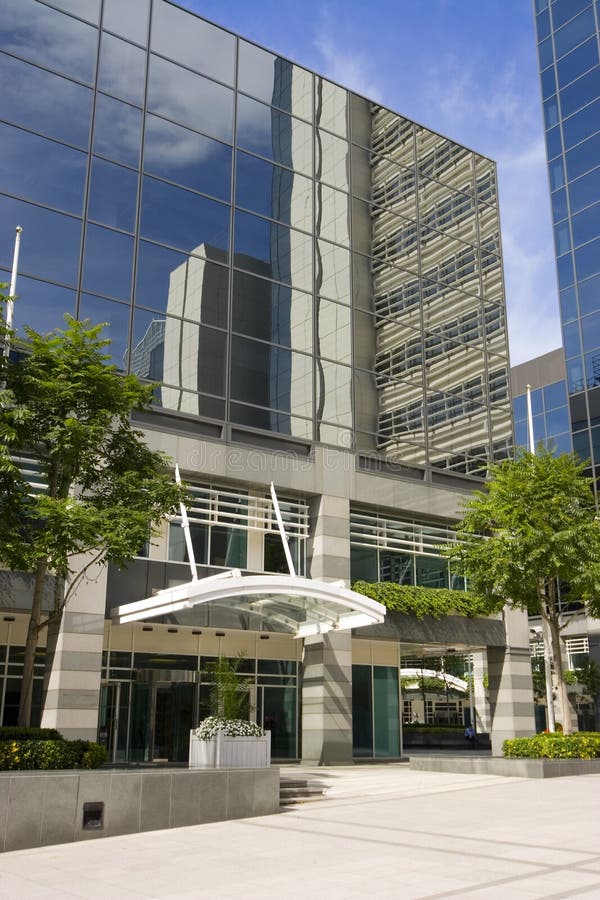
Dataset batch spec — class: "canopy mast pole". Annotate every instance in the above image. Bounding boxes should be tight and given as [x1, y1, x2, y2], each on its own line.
[175, 463, 198, 582]
[270, 481, 296, 577]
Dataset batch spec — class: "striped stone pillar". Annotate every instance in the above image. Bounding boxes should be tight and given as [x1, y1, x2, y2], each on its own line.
[487, 606, 536, 756]
[301, 494, 353, 764]
[41, 554, 106, 741]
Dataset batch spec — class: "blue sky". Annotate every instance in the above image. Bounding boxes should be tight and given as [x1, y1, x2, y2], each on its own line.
[183, 0, 559, 366]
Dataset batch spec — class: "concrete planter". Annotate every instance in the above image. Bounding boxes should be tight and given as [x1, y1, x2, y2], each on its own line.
[409, 754, 600, 778]
[189, 730, 271, 768]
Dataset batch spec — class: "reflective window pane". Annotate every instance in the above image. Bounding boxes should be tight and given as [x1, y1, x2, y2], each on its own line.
[230, 336, 312, 418]
[0, 55, 92, 148]
[315, 77, 348, 138]
[0, 195, 81, 286]
[232, 270, 312, 352]
[155, 319, 226, 396]
[557, 37, 599, 89]
[98, 33, 146, 106]
[9, 275, 76, 335]
[317, 360, 352, 426]
[538, 36, 554, 70]
[569, 166, 600, 214]
[575, 236, 600, 281]
[318, 185, 350, 246]
[230, 402, 312, 439]
[93, 94, 142, 167]
[572, 201, 600, 248]
[552, 187, 568, 222]
[136, 243, 228, 329]
[234, 210, 313, 292]
[553, 8, 596, 59]
[144, 115, 231, 201]
[0, 124, 86, 215]
[317, 299, 351, 363]
[563, 320, 582, 358]
[236, 95, 312, 175]
[562, 97, 600, 149]
[560, 285, 578, 321]
[0, 0, 98, 82]
[559, 65, 600, 119]
[156, 387, 225, 421]
[151, 0, 235, 86]
[316, 240, 351, 303]
[579, 274, 600, 316]
[78, 294, 130, 371]
[83, 224, 133, 301]
[235, 151, 312, 231]
[147, 55, 233, 143]
[44, 0, 99, 20]
[238, 40, 313, 121]
[103, 0, 149, 45]
[88, 157, 138, 231]
[317, 130, 349, 191]
[552, 0, 592, 30]
[141, 176, 230, 257]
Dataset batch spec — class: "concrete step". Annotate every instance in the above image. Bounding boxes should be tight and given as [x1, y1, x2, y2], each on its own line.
[279, 778, 326, 807]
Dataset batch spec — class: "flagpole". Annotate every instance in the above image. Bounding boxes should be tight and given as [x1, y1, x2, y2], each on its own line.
[526, 384, 556, 732]
[3, 225, 23, 357]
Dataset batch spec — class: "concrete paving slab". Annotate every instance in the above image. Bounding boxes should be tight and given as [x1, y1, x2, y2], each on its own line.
[1, 766, 599, 899]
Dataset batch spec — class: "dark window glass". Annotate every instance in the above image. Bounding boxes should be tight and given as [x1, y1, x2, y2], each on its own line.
[140, 176, 230, 256]
[583, 310, 600, 352]
[563, 98, 600, 150]
[236, 95, 313, 175]
[572, 201, 600, 248]
[151, 0, 234, 85]
[544, 95, 559, 129]
[83, 224, 133, 301]
[103, 0, 149, 45]
[573, 427, 591, 460]
[535, 0, 548, 12]
[229, 402, 312, 438]
[147, 55, 233, 143]
[238, 40, 312, 119]
[543, 380, 568, 409]
[554, 8, 596, 59]
[585, 349, 600, 388]
[575, 236, 600, 280]
[536, 8, 551, 41]
[551, 432, 573, 454]
[566, 131, 600, 181]
[232, 269, 312, 349]
[552, 0, 593, 30]
[143, 115, 231, 201]
[579, 273, 600, 315]
[234, 210, 313, 291]
[0, 124, 86, 214]
[88, 157, 138, 231]
[0, 0, 98, 82]
[541, 65, 557, 99]
[78, 294, 130, 370]
[235, 151, 312, 229]
[7, 274, 76, 335]
[563, 320, 582, 358]
[552, 187, 568, 222]
[555, 221, 571, 255]
[136, 240, 228, 328]
[0, 195, 81, 286]
[151, 319, 226, 396]
[569, 166, 600, 213]
[538, 36, 554, 70]
[560, 285, 578, 321]
[0, 55, 92, 148]
[557, 251, 574, 288]
[545, 124, 562, 159]
[98, 33, 146, 107]
[560, 66, 600, 119]
[230, 336, 312, 417]
[168, 522, 208, 564]
[557, 38, 599, 89]
[93, 94, 142, 167]
[549, 157, 565, 191]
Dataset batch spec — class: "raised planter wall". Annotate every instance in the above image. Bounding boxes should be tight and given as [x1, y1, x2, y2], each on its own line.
[189, 731, 271, 768]
[409, 755, 600, 778]
[403, 731, 491, 751]
[0, 766, 280, 853]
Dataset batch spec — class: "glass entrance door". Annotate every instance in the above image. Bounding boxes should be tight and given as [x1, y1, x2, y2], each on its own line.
[153, 682, 195, 762]
[98, 682, 131, 763]
[257, 685, 297, 759]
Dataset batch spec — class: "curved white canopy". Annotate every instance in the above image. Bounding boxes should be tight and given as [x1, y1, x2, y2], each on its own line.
[111, 570, 386, 637]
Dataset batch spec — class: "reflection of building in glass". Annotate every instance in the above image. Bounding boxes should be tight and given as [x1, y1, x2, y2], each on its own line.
[0, 0, 533, 767]
[511, 348, 572, 456]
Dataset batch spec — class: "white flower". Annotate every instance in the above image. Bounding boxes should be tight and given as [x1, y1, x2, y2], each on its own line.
[194, 716, 265, 740]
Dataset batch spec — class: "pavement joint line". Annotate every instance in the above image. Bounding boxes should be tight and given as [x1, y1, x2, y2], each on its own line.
[535, 881, 600, 900]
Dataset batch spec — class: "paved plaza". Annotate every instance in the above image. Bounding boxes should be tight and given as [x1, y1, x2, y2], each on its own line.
[1, 766, 600, 899]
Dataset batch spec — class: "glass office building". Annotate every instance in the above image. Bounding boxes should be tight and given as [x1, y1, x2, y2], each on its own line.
[0, 0, 532, 763]
[511, 348, 573, 454]
[535, 0, 600, 481]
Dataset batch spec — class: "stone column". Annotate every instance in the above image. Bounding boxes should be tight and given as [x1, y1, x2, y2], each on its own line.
[41, 554, 106, 741]
[487, 606, 536, 756]
[301, 494, 353, 764]
[472, 651, 491, 733]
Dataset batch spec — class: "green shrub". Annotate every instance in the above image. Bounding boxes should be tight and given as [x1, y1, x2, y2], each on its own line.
[0, 738, 107, 770]
[503, 732, 600, 759]
[403, 725, 466, 733]
[0, 726, 63, 742]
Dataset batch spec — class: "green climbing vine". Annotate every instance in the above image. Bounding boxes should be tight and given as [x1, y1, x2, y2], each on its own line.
[352, 581, 498, 619]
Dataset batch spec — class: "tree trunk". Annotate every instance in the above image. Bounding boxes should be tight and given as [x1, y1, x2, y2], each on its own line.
[546, 612, 573, 734]
[41, 576, 64, 711]
[17, 559, 48, 727]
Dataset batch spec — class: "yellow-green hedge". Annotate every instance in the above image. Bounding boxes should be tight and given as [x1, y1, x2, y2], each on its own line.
[0, 739, 107, 770]
[503, 732, 600, 759]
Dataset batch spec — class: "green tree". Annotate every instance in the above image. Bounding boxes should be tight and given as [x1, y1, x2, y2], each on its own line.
[0, 304, 186, 726]
[203, 655, 252, 720]
[444, 449, 600, 734]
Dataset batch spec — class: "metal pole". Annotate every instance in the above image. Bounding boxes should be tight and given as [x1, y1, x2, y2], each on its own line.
[270, 481, 296, 577]
[526, 385, 555, 731]
[175, 463, 198, 581]
[3, 225, 22, 358]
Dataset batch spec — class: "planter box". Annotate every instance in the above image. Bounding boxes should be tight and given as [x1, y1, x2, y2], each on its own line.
[409, 754, 600, 778]
[189, 730, 271, 769]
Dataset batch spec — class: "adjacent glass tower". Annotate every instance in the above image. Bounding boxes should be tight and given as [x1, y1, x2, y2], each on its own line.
[534, 1, 600, 483]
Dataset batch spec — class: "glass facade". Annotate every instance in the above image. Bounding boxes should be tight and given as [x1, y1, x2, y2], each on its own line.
[0, 0, 512, 477]
[535, 1, 600, 483]
[512, 378, 573, 454]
